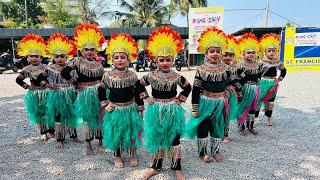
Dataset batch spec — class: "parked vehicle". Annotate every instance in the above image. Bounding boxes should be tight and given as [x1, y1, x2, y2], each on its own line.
[0, 53, 18, 74]
[175, 52, 185, 71]
[135, 50, 148, 72]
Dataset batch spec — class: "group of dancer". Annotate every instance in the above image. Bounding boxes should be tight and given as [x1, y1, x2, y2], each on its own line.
[15, 24, 286, 180]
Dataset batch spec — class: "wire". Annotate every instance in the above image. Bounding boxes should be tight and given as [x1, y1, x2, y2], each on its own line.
[225, 11, 264, 32]
[224, 8, 265, 11]
[269, 10, 301, 26]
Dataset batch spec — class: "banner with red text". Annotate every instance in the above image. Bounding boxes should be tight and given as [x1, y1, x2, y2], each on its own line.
[188, 7, 224, 54]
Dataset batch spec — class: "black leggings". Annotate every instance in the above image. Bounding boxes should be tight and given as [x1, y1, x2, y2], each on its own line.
[151, 135, 181, 171]
[255, 95, 276, 118]
[197, 117, 214, 138]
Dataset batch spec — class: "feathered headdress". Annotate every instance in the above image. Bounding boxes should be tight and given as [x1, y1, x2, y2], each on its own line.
[73, 24, 105, 50]
[17, 34, 46, 57]
[147, 26, 183, 59]
[225, 34, 240, 61]
[47, 33, 76, 58]
[198, 27, 226, 54]
[106, 33, 138, 64]
[260, 33, 280, 51]
[239, 33, 259, 53]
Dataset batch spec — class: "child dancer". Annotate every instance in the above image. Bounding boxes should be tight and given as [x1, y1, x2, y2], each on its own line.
[185, 27, 239, 162]
[256, 34, 286, 126]
[237, 33, 263, 136]
[15, 34, 54, 141]
[222, 34, 240, 144]
[98, 33, 144, 168]
[61, 24, 105, 155]
[138, 27, 191, 180]
[39, 33, 82, 148]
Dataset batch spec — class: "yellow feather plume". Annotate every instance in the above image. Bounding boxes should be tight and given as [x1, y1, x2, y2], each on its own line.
[106, 33, 138, 64]
[239, 33, 259, 54]
[198, 27, 226, 54]
[225, 34, 240, 62]
[260, 33, 280, 51]
[47, 33, 76, 59]
[147, 26, 183, 59]
[17, 34, 46, 57]
[74, 24, 105, 50]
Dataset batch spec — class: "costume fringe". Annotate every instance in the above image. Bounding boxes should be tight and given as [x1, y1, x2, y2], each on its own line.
[169, 145, 181, 169]
[258, 78, 278, 107]
[102, 103, 142, 152]
[144, 102, 185, 154]
[74, 85, 101, 130]
[102, 70, 138, 88]
[46, 86, 76, 129]
[148, 70, 181, 91]
[210, 137, 221, 156]
[24, 89, 49, 126]
[185, 95, 227, 139]
[237, 84, 260, 124]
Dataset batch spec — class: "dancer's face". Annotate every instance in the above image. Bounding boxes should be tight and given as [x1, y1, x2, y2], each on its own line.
[27, 55, 41, 65]
[81, 48, 96, 60]
[206, 47, 222, 64]
[266, 48, 277, 60]
[113, 52, 128, 70]
[243, 51, 256, 61]
[54, 54, 67, 66]
[223, 52, 235, 65]
[156, 56, 173, 72]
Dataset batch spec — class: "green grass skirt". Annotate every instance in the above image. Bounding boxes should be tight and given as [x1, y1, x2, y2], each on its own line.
[102, 103, 142, 152]
[257, 78, 277, 107]
[185, 95, 226, 139]
[226, 92, 238, 127]
[74, 86, 101, 130]
[24, 89, 49, 126]
[45, 87, 76, 129]
[144, 102, 185, 154]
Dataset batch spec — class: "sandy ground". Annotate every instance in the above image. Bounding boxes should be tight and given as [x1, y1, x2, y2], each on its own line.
[0, 68, 319, 180]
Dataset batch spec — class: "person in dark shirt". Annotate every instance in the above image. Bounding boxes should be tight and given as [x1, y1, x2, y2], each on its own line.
[98, 33, 144, 168]
[39, 33, 82, 148]
[185, 27, 239, 163]
[61, 24, 105, 155]
[15, 34, 54, 141]
[256, 34, 286, 126]
[237, 33, 264, 136]
[139, 27, 191, 180]
[222, 34, 241, 144]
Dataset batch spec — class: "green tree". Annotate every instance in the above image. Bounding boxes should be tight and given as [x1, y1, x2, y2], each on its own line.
[77, 0, 98, 23]
[102, 0, 168, 27]
[170, 0, 208, 26]
[1, 0, 44, 28]
[40, 0, 80, 28]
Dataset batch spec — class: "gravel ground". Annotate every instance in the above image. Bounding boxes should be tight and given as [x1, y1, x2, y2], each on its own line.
[0, 68, 319, 180]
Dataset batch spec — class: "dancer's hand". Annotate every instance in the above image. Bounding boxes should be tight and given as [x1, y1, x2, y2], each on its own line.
[146, 97, 155, 104]
[192, 111, 199, 117]
[175, 97, 182, 105]
[46, 84, 58, 90]
[105, 103, 115, 112]
[138, 111, 144, 118]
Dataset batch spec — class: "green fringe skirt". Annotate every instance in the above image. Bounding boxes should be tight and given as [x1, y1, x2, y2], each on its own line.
[102, 102, 142, 152]
[144, 101, 185, 154]
[46, 86, 77, 129]
[185, 95, 227, 139]
[24, 89, 49, 126]
[226, 91, 238, 127]
[257, 78, 277, 107]
[74, 85, 101, 130]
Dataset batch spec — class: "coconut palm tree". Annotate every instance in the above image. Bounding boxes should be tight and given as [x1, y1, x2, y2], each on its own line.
[101, 0, 168, 28]
[170, 0, 208, 26]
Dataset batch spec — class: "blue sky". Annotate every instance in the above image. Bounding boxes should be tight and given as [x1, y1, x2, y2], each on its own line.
[98, 0, 319, 33]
